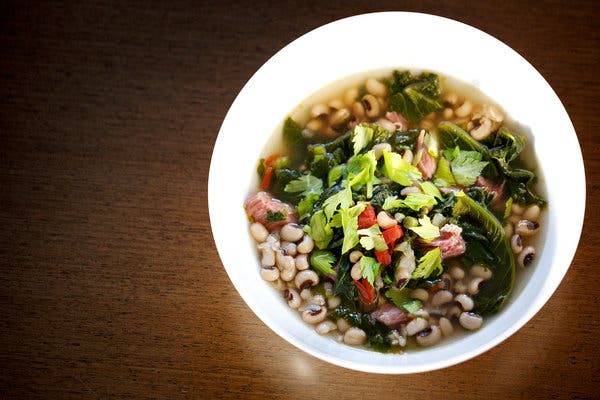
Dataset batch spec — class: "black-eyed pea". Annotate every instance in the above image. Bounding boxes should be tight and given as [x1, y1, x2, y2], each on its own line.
[295, 270, 319, 290]
[439, 317, 454, 336]
[260, 266, 279, 282]
[454, 294, 474, 311]
[415, 325, 442, 347]
[365, 77, 387, 97]
[295, 254, 309, 271]
[284, 288, 301, 309]
[459, 312, 483, 330]
[296, 234, 314, 254]
[302, 305, 327, 324]
[315, 320, 337, 335]
[343, 327, 367, 345]
[280, 223, 304, 242]
[470, 264, 492, 280]
[518, 246, 536, 267]
[327, 295, 341, 309]
[406, 317, 429, 336]
[250, 222, 269, 242]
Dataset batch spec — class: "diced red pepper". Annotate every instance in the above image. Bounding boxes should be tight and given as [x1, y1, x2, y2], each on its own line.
[358, 205, 377, 229]
[260, 166, 274, 190]
[264, 154, 280, 167]
[354, 278, 376, 305]
[374, 248, 392, 266]
[382, 225, 404, 247]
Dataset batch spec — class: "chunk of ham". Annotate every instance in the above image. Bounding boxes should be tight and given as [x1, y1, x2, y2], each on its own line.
[244, 191, 297, 230]
[420, 223, 466, 259]
[475, 176, 506, 212]
[371, 303, 410, 327]
[385, 111, 408, 131]
[416, 131, 437, 179]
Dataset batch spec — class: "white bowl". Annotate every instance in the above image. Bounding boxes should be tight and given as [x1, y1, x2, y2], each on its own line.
[208, 12, 585, 373]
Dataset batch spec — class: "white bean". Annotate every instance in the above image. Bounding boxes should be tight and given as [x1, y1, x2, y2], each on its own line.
[459, 312, 483, 330]
[260, 267, 279, 282]
[439, 317, 454, 336]
[454, 294, 474, 311]
[410, 288, 429, 302]
[350, 263, 362, 281]
[337, 318, 351, 333]
[310, 103, 329, 118]
[365, 77, 387, 97]
[302, 305, 327, 324]
[296, 234, 314, 254]
[349, 250, 363, 264]
[470, 264, 492, 280]
[250, 222, 269, 242]
[468, 277, 484, 295]
[449, 265, 465, 280]
[280, 241, 297, 256]
[455, 100, 473, 117]
[327, 295, 341, 309]
[280, 223, 304, 242]
[377, 211, 397, 229]
[295, 254, 309, 271]
[261, 248, 275, 267]
[406, 318, 429, 336]
[372, 142, 392, 159]
[415, 325, 442, 347]
[343, 327, 367, 345]
[316, 320, 338, 335]
[276, 251, 295, 271]
[431, 290, 453, 307]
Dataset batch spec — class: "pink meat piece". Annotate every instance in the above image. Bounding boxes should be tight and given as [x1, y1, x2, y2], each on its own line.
[475, 176, 506, 212]
[244, 191, 297, 230]
[371, 303, 410, 327]
[416, 131, 437, 179]
[385, 111, 408, 131]
[421, 223, 466, 259]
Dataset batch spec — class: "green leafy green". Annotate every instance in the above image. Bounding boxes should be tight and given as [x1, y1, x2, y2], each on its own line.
[265, 210, 285, 222]
[387, 71, 443, 123]
[358, 225, 388, 251]
[284, 174, 323, 197]
[420, 181, 442, 200]
[339, 202, 368, 254]
[382, 150, 422, 186]
[310, 250, 337, 275]
[352, 124, 374, 155]
[438, 122, 490, 156]
[282, 117, 304, 149]
[403, 193, 437, 211]
[450, 148, 489, 186]
[433, 157, 457, 187]
[503, 197, 513, 221]
[322, 186, 353, 219]
[384, 288, 421, 312]
[411, 248, 443, 279]
[408, 215, 440, 240]
[359, 256, 381, 286]
[347, 151, 378, 198]
[383, 193, 437, 212]
[305, 210, 333, 249]
[328, 164, 346, 187]
[453, 191, 515, 314]
[297, 193, 319, 220]
[333, 255, 355, 300]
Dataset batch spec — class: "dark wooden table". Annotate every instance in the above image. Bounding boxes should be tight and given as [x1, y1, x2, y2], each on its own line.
[2, 1, 598, 398]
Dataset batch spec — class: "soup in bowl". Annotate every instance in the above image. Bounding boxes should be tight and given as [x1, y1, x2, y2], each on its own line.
[208, 12, 584, 373]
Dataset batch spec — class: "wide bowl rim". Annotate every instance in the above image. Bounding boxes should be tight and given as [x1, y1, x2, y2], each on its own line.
[208, 11, 585, 374]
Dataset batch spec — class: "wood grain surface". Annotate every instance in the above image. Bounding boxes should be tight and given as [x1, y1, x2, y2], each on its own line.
[1, 1, 598, 399]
